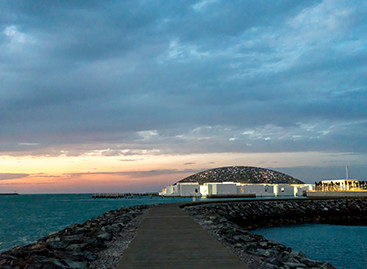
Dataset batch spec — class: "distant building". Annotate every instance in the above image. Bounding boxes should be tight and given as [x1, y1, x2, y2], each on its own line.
[315, 179, 359, 191]
[161, 182, 314, 198]
[307, 179, 367, 198]
[164, 183, 201, 197]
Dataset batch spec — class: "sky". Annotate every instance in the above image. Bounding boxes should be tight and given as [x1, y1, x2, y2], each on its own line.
[1, 0, 367, 193]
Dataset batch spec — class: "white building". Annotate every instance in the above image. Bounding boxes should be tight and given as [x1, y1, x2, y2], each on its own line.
[179, 183, 201, 197]
[163, 184, 179, 196]
[161, 182, 314, 198]
[238, 184, 275, 197]
[293, 184, 314, 196]
[274, 184, 295, 196]
[207, 182, 238, 196]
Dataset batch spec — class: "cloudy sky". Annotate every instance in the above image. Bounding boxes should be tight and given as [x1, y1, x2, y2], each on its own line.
[1, 0, 367, 193]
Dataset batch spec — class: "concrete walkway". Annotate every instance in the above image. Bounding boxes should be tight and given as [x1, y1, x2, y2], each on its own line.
[116, 203, 247, 269]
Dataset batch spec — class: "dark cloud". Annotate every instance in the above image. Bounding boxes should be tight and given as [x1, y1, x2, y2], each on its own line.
[64, 169, 199, 178]
[119, 159, 142, 162]
[0, 173, 29, 180]
[0, 0, 366, 158]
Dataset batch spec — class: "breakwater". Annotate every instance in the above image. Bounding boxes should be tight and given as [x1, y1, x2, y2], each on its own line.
[0, 205, 149, 269]
[92, 193, 159, 199]
[0, 194, 196, 253]
[2, 198, 367, 269]
[183, 199, 367, 269]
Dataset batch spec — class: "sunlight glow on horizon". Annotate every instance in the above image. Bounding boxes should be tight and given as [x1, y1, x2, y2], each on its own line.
[1, 151, 366, 194]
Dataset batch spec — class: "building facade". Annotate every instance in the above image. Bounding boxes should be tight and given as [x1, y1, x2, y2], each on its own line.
[161, 182, 314, 198]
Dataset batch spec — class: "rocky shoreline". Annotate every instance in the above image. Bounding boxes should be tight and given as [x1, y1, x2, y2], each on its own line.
[0, 205, 150, 269]
[183, 198, 367, 269]
[2, 199, 367, 269]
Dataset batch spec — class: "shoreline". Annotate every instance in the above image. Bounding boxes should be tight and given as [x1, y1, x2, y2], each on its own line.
[0, 205, 151, 269]
[183, 198, 367, 269]
[1, 198, 367, 268]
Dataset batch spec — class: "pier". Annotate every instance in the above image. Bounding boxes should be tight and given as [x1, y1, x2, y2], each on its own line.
[92, 192, 159, 199]
[116, 203, 247, 268]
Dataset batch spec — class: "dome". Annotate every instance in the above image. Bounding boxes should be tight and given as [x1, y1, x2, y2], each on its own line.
[178, 166, 303, 185]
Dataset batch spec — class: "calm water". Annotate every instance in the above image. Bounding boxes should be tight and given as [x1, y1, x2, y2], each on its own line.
[2, 194, 366, 269]
[0, 194, 197, 252]
[255, 224, 367, 269]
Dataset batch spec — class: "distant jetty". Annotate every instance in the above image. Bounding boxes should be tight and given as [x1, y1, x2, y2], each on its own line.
[92, 192, 159, 199]
[0, 193, 19, 196]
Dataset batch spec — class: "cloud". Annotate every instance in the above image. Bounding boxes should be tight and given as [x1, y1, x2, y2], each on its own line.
[119, 159, 142, 162]
[64, 169, 199, 178]
[0, 173, 29, 180]
[0, 0, 366, 160]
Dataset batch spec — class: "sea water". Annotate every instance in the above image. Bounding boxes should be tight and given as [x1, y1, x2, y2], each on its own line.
[255, 224, 367, 269]
[0, 193, 196, 252]
[2, 195, 366, 269]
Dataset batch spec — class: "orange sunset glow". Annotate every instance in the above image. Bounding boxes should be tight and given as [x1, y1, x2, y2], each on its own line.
[1, 151, 366, 193]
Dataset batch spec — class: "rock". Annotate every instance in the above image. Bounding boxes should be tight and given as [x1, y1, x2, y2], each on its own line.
[101, 225, 114, 233]
[267, 256, 282, 267]
[58, 251, 85, 261]
[264, 262, 279, 269]
[29, 248, 51, 257]
[65, 243, 87, 251]
[50, 259, 67, 268]
[96, 232, 112, 241]
[0, 265, 13, 269]
[46, 236, 61, 243]
[83, 237, 101, 248]
[73, 227, 88, 235]
[110, 223, 123, 233]
[29, 243, 45, 250]
[84, 252, 98, 261]
[62, 260, 87, 269]
[7, 247, 26, 258]
[25, 264, 43, 269]
[49, 241, 69, 250]
[62, 235, 83, 244]
[319, 262, 337, 269]
[283, 261, 306, 268]
[290, 250, 306, 258]
[301, 258, 323, 267]
[0, 254, 18, 261]
[233, 235, 241, 241]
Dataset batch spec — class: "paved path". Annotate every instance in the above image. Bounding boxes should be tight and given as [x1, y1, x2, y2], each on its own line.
[116, 203, 247, 269]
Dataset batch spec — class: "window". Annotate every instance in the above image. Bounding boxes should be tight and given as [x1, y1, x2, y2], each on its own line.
[281, 187, 285, 192]
[195, 188, 198, 193]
